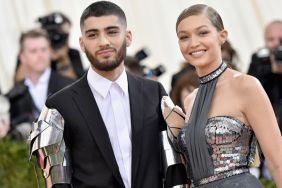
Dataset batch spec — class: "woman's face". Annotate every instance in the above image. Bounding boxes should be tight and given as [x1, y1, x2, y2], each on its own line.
[177, 15, 227, 68]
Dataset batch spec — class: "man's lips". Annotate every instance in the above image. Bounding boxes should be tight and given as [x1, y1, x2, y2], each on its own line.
[96, 49, 115, 57]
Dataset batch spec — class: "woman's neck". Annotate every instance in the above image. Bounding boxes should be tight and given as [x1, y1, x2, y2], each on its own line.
[196, 60, 223, 77]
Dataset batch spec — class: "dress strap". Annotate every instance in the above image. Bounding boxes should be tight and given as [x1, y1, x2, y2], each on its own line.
[185, 62, 228, 181]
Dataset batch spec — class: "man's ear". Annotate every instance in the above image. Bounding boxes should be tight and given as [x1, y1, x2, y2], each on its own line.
[19, 52, 26, 65]
[79, 37, 85, 52]
[125, 30, 132, 47]
[219, 30, 228, 45]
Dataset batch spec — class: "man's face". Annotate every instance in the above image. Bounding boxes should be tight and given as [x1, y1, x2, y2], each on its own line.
[265, 22, 282, 50]
[20, 37, 51, 74]
[79, 15, 131, 71]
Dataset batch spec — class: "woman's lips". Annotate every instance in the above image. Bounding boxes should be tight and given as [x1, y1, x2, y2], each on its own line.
[189, 49, 206, 58]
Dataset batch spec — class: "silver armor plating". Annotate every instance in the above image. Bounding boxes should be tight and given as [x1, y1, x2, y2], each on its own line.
[29, 106, 71, 188]
[161, 96, 188, 188]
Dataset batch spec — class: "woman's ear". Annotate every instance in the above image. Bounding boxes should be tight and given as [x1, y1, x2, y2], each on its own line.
[219, 30, 228, 45]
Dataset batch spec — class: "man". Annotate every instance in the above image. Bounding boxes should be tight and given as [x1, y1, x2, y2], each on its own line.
[39, 12, 85, 79]
[30, 1, 167, 188]
[248, 20, 282, 180]
[6, 29, 73, 140]
[248, 20, 282, 131]
[15, 12, 85, 82]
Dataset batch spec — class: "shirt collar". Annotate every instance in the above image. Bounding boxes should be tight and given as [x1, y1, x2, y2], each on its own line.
[87, 68, 128, 99]
[24, 67, 51, 87]
[115, 68, 129, 96]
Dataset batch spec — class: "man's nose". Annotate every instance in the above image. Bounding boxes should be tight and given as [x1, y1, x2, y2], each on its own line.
[98, 34, 110, 47]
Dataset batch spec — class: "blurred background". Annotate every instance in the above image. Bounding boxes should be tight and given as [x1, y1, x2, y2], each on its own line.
[0, 1, 281, 187]
[0, 0, 282, 93]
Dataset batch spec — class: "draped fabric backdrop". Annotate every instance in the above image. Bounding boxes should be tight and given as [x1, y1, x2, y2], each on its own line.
[0, 0, 282, 93]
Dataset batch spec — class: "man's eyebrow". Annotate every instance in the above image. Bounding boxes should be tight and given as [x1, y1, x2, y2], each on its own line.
[105, 26, 120, 30]
[85, 29, 98, 34]
[85, 26, 120, 34]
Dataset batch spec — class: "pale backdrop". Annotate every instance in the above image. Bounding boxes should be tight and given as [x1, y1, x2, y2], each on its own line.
[0, 0, 282, 93]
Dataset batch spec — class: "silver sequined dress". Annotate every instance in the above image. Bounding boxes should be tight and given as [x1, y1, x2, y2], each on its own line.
[173, 63, 263, 187]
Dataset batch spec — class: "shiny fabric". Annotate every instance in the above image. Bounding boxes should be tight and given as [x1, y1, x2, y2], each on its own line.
[178, 116, 262, 187]
[173, 63, 263, 187]
[206, 116, 255, 175]
[194, 173, 263, 188]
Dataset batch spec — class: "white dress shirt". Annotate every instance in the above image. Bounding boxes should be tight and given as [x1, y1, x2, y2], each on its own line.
[25, 67, 51, 111]
[87, 68, 132, 188]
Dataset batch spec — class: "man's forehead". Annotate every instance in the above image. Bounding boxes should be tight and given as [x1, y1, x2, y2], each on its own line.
[23, 37, 49, 45]
[82, 15, 124, 30]
[266, 23, 282, 34]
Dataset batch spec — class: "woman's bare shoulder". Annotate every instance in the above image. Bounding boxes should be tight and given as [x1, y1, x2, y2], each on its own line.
[231, 72, 262, 93]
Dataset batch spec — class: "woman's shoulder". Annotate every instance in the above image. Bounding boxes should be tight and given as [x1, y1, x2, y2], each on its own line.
[229, 70, 263, 94]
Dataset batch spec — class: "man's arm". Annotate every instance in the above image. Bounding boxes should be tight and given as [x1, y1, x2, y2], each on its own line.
[29, 106, 72, 188]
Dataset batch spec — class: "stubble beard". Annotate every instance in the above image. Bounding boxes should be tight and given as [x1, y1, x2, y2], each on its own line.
[85, 40, 127, 71]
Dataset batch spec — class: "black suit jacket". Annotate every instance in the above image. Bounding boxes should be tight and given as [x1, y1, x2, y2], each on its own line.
[46, 72, 167, 188]
[7, 70, 74, 128]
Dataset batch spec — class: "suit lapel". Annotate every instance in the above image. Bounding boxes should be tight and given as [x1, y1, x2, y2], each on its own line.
[19, 81, 41, 114]
[71, 75, 124, 187]
[127, 73, 144, 187]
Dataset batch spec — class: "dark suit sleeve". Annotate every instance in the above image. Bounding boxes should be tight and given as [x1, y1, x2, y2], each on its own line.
[158, 82, 167, 132]
[157, 82, 168, 183]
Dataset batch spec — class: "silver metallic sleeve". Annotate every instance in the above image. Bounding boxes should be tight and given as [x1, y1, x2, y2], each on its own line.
[161, 96, 188, 188]
[29, 106, 72, 188]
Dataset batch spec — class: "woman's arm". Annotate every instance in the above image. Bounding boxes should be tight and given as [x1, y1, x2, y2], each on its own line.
[242, 75, 282, 187]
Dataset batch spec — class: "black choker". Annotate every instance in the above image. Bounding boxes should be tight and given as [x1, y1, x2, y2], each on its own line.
[199, 63, 228, 84]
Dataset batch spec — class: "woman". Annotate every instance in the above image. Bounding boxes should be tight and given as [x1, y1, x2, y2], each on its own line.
[170, 4, 282, 187]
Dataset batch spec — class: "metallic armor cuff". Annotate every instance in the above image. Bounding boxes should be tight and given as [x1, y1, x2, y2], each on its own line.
[29, 106, 71, 188]
[161, 96, 188, 187]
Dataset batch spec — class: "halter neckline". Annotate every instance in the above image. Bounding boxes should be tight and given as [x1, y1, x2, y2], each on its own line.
[199, 63, 228, 84]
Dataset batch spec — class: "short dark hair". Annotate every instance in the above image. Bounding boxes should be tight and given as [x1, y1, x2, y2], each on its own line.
[19, 29, 49, 52]
[80, 1, 127, 29]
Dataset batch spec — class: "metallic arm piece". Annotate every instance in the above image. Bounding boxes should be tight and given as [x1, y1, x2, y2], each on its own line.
[161, 96, 189, 188]
[29, 106, 72, 188]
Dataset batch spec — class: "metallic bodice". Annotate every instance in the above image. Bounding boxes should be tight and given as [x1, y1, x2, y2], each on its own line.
[177, 116, 256, 186]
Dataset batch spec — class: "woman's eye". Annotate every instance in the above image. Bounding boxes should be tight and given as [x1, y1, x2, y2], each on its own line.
[179, 35, 189, 40]
[199, 31, 209, 36]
